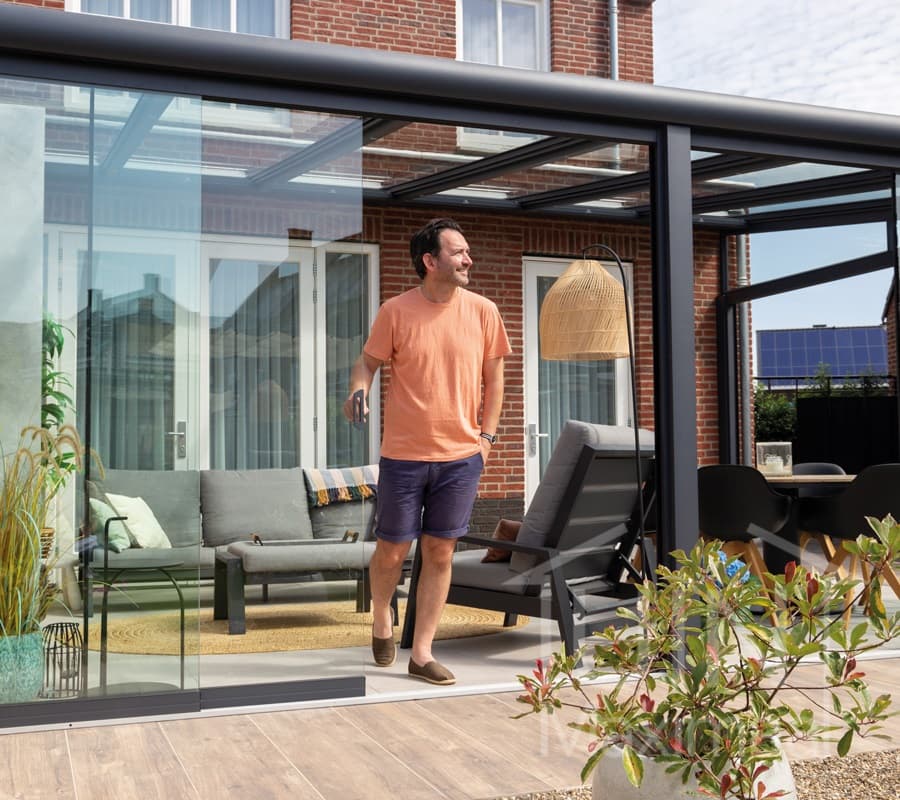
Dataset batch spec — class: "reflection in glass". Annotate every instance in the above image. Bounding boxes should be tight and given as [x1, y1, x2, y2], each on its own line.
[326, 252, 370, 468]
[536, 276, 617, 473]
[209, 257, 300, 469]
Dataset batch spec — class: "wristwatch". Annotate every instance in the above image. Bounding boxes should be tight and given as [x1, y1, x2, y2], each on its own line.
[479, 432, 498, 445]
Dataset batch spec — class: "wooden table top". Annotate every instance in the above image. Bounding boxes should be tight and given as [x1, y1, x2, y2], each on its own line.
[762, 473, 855, 485]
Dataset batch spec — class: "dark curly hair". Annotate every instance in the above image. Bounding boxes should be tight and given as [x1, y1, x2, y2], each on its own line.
[409, 218, 464, 279]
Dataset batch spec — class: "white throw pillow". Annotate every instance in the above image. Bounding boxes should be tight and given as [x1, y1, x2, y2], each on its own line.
[105, 493, 172, 550]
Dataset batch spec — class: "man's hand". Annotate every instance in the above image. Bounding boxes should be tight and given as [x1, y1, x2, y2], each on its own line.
[479, 437, 492, 466]
[343, 389, 368, 423]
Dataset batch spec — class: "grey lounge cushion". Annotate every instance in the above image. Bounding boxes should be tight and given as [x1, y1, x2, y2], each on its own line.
[97, 469, 201, 549]
[450, 549, 533, 595]
[509, 421, 654, 573]
[91, 544, 215, 577]
[201, 468, 313, 547]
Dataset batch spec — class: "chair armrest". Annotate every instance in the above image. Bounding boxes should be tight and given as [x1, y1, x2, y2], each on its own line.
[457, 533, 555, 560]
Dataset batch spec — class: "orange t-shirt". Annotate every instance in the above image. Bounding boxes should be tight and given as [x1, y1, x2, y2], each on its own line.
[364, 287, 512, 461]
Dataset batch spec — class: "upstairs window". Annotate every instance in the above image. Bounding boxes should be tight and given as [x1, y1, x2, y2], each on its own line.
[460, 0, 546, 71]
[458, 0, 547, 150]
[70, 0, 289, 38]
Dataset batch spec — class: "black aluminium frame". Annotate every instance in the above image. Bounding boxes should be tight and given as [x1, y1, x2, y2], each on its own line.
[2, 2, 900, 725]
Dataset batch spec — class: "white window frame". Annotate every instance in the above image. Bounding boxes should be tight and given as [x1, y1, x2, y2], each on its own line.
[66, 0, 290, 38]
[64, 0, 291, 130]
[456, 0, 549, 152]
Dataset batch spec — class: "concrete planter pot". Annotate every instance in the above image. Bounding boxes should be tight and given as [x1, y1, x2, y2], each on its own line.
[0, 631, 44, 704]
[592, 743, 798, 800]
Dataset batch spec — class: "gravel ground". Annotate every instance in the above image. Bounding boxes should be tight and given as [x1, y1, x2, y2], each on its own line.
[489, 748, 900, 800]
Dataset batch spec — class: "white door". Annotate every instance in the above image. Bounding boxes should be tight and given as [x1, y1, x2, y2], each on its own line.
[523, 257, 632, 503]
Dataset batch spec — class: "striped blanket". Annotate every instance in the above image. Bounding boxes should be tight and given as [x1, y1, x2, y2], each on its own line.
[302, 464, 379, 508]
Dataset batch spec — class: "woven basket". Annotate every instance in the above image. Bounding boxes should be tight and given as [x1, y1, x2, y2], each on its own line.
[540, 259, 630, 360]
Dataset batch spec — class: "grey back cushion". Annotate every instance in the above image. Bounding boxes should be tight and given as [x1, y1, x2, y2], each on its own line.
[98, 469, 201, 548]
[310, 500, 376, 540]
[509, 421, 654, 573]
[201, 468, 313, 546]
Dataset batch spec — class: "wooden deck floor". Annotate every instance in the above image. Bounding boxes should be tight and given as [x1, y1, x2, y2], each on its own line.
[2, 657, 898, 799]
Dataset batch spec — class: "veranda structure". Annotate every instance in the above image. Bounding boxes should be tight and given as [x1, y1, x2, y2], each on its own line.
[1, 3, 899, 728]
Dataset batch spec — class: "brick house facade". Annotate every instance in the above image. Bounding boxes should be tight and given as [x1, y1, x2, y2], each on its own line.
[4, 0, 724, 533]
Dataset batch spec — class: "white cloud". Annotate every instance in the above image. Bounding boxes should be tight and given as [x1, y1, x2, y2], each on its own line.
[653, 0, 900, 115]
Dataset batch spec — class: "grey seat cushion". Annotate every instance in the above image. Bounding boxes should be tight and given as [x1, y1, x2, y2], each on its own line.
[510, 421, 654, 573]
[227, 540, 373, 573]
[201, 468, 314, 547]
[450, 550, 533, 595]
[90, 544, 215, 579]
[95, 469, 201, 548]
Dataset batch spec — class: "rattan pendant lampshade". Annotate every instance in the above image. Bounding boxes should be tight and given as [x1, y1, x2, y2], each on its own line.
[539, 258, 630, 360]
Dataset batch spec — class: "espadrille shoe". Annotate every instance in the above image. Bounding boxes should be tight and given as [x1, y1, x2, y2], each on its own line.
[408, 658, 455, 685]
[372, 634, 396, 667]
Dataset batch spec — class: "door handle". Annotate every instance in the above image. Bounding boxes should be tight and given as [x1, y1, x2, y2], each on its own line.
[527, 423, 549, 457]
[165, 420, 187, 459]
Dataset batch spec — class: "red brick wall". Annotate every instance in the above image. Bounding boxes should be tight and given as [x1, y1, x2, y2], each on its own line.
[551, 0, 653, 82]
[291, 0, 456, 56]
[886, 288, 897, 386]
[291, 0, 653, 83]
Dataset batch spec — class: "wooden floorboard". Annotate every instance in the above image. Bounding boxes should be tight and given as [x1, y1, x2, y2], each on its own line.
[0, 657, 897, 800]
[252, 706, 445, 800]
[0, 730, 75, 800]
[160, 715, 321, 799]
[66, 722, 198, 800]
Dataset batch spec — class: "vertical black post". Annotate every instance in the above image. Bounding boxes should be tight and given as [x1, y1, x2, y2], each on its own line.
[890, 178, 900, 461]
[650, 124, 698, 569]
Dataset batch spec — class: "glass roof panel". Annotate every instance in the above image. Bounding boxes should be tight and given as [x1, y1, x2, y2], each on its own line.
[693, 162, 867, 199]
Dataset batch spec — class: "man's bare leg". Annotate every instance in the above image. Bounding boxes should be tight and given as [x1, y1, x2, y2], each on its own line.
[410, 534, 457, 667]
[369, 539, 411, 639]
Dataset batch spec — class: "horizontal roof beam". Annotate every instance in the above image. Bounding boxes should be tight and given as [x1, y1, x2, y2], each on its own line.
[386, 136, 603, 200]
[97, 93, 172, 178]
[248, 117, 406, 187]
[4, 4, 900, 156]
[722, 250, 893, 305]
[516, 153, 785, 211]
[691, 169, 892, 215]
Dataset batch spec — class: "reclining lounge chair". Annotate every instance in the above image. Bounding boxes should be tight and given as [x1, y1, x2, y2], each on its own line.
[400, 420, 655, 659]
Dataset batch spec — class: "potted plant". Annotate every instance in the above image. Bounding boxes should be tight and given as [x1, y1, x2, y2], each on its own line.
[516, 519, 900, 800]
[39, 314, 76, 557]
[0, 425, 83, 702]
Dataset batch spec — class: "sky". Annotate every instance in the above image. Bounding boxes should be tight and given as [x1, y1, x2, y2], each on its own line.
[652, 0, 899, 334]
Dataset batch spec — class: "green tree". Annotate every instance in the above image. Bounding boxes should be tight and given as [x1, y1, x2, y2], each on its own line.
[753, 384, 796, 441]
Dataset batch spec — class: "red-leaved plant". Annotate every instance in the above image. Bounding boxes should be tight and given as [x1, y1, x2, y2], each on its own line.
[516, 517, 900, 800]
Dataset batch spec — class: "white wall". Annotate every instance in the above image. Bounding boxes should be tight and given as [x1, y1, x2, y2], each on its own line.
[0, 104, 45, 453]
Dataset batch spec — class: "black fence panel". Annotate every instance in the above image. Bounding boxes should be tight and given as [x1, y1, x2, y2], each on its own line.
[794, 396, 899, 474]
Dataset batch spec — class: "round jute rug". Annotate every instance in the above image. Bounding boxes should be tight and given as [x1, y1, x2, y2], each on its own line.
[86, 601, 528, 656]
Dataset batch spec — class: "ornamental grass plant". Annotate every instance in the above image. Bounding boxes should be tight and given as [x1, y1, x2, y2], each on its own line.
[0, 425, 82, 637]
[516, 517, 900, 800]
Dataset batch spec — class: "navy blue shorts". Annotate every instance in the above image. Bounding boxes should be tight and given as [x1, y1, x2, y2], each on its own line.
[375, 452, 484, 543]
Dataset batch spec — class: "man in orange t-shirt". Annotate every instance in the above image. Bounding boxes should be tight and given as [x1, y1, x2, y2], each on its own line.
[343, 218, 511, 685]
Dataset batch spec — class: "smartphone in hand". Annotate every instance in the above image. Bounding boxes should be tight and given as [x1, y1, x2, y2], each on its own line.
[351, 389, 366, 429]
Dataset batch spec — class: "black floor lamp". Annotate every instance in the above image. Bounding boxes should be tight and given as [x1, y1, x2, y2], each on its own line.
[539, 243, 650, 580]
